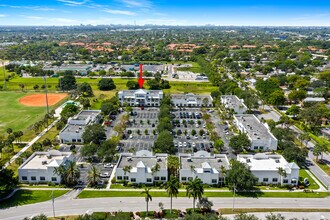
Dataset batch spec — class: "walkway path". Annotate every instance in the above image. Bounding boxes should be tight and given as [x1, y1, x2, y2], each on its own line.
[4, 117, 61, 168]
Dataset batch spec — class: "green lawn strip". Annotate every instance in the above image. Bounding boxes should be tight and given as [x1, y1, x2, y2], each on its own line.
[38, 125, 59, 143]
[0, 189, 69, 209]
[299, 169, 320, 189]
[78, 190, 330, 199]
[219, 208, 330, 215]
[313, 159, 330, 176]
[176, 66, 202, 73]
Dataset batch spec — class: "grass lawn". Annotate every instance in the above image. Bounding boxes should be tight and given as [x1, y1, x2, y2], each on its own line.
[0, 92, 47, 134]
[313, 159, 330, 176]
[219, 208, 330, 215]
[176, 66, 202, 73]
[0, 189, 68, 209]
[78, 190, 330, 199]
[164, 81, 217, 94]
[299, 169, 320, 189]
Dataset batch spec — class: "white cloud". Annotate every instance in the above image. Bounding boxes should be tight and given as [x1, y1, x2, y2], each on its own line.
[57, 0, 89, 6]
[120, 0, 152, 8]
[103, 9, 136, 15]
[0, 4, 56, 11]
[0, 14, 6, 17]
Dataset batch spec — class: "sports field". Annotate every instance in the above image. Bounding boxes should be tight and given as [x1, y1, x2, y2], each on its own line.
[0, 92, 56, 134]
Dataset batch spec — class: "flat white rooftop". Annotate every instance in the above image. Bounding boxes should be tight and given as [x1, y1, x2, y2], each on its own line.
[19, 150, 71, 170]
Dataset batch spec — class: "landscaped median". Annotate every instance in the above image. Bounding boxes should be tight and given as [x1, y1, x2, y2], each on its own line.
[0, 189, 69, 209]
[77, 189, 330, 199]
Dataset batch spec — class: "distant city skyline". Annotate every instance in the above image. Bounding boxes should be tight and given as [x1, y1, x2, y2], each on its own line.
[0, 0, 330, 26]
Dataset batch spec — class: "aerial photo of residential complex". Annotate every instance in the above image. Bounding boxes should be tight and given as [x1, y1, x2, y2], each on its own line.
[0, 1, 330, 220]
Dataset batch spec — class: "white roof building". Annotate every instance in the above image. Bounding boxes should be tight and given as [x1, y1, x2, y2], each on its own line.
[18, 150, 72, 184]
[221, 95, 248, 114]
[171, 93, 213, 107]
[237, 154, 299, 185]
[233, 114, 278, 151]
[179, 151, 229, 185]
[59, 110, 102, 144]
[116, 150, 168, 184]
[118, 89, 163, 107]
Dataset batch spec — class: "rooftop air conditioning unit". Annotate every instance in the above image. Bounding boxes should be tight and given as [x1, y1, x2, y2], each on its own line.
[42, 161, 47, 165]
[187, 158, 192, 162]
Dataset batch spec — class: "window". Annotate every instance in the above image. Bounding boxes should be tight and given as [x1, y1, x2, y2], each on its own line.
[40, 176, 46, 181]
[219, 177, 224, 183]
[291, 179, 297, 184]
[22, 176, 27, 181]
[77, 139, 82, 142]
[154, 176, 159, 181]
[51, 177, 57, 182]
[259, 146, 264, 150]
[212, 179, 217, 183]
[263, 178, 268, 182]
[254, 146, 258, 150]
[188, 177, 193, 181]
[31, 176, 36, 181]
[124, 176, 129, 180]
[161, 176, 166, 181]
[147, 178, 152, 183]
[181, 177, 187, 181]
[272, 178, 278, 182]
[72, 139, 76, 142]
[131, 178, 136, 182]
[283, 179, 288, 184]
[117, 176, 123, 180]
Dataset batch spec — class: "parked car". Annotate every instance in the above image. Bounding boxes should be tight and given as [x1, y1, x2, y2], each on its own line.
[104, 163, 113, 168]
[183, 142, 187, 147]
[100, 172, 110, 178]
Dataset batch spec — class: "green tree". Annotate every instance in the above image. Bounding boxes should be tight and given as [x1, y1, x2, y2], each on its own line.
[153, 130, 175, 154]
[186, 177, 204, 211]
[268, 90, 285, 106]
[82, 124, 106, 145]
[54, 161, 80, 186]
[197, 197, 213, 212]
[87, 165, 101, 187]
[165, 175, 179, 214]
[98, 78, 116, 91]
[229, 133, 251, 153]
[286, 105, 300, 117]
[151, 163, 160, 183]
[126, 80, 139, 90]
[288, 90, 307, 102]
[226, 160, 257, 190]
[167, 155, 180, 177]
[0, 166, 18, 198]
[59, 73, 77, 90]
[77, 82, 93, 97]
[61, 104, 79, 118]
[313, 143, 328, 162]
[141, 188, 152, 216]
[123, 165, 132, 185]
[277, 167, 287, 186]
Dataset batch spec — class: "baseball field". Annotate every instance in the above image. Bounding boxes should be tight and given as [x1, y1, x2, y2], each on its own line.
[0, 92, 67, 134]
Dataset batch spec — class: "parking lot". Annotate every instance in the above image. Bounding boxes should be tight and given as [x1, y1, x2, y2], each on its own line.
[171, 108, 214, 153]
[120, 107, 159, 153]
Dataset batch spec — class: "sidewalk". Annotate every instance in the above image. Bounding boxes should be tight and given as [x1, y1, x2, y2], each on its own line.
[4, 117, 61, 168]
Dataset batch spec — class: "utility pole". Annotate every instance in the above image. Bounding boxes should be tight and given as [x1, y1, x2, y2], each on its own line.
[232, 184, 236, 211]
[51, 190, 55, 218]
[43, 76, 49, 114]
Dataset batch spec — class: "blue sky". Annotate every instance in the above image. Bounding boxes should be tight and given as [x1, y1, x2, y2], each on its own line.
[0, 0, 330, 26]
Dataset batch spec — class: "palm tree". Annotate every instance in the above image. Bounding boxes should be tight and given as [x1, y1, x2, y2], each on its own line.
[165, 175, 179, 214]
[65, 161, 80, 186]
[151, 163, 160, 184]
[220, 165, 226, 187]
[277, 167, 287, 187]
[141, 188, 152, 216]
[53, 164, 67, 184]
[123, 165, 132, 184]
[87, 165, 100, 187]
[186, 177, 204, 211]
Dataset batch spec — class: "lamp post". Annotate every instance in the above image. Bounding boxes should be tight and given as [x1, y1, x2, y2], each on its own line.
[232, 184, 236, 211]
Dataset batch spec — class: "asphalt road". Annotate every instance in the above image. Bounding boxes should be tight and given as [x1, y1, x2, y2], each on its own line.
[2, 196, 330, 220]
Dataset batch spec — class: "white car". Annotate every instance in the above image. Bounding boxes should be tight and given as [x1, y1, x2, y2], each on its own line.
[129, 134, 133, 139]
[192, 142, 196, 147]
[104, 163, 113, 168]
[195, 124, 199, 128]
[100, 172, 110, 178]
[183, 142, 187, 147]
[178, 142, 183, 147]
[225, 132, 229, 135]
[194, 135, 198, 139]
